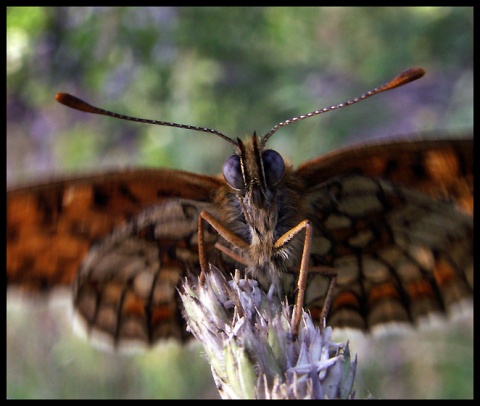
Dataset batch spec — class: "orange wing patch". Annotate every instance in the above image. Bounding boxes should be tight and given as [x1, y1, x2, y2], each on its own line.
[7, 169, 222, 292]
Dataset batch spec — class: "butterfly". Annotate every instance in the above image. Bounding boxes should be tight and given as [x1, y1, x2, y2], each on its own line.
[7, 68, 473, 348]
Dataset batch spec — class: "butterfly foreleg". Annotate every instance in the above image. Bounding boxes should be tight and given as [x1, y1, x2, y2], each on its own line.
[197, 210, 250, 281]
[273, 219, 314, 336]
[274, 220, 339, 335]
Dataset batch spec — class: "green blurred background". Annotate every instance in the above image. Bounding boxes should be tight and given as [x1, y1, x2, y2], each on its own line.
[7, 7, 473, 399]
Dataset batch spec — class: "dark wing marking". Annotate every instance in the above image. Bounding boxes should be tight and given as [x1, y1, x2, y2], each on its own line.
[7, 169, 223, 292]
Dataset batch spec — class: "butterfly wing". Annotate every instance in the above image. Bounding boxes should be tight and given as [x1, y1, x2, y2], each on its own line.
[7, 138, 473, 340]
[297, 138, 473, 214]
[7, 169, 223, 292]
[296, 138, 473, 330]
[72, 199, 221, 346]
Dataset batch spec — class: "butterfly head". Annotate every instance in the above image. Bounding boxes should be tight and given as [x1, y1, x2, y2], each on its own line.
[222, 132, 285, 210]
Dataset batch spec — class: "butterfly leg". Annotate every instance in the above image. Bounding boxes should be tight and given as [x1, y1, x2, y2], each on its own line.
[197, 210, 250, 281]
[213, 242, 249, 267]
[273, 219, 313, 336]
[319, 274, 337, 328]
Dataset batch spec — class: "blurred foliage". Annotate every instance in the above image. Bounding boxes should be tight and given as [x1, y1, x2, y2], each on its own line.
[7, 7, 473, 399]
[7, 7, 472, 183]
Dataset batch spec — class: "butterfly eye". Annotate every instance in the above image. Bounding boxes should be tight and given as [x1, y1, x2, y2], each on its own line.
[223, 155, 244, 190]
[262, 149, 284, 186]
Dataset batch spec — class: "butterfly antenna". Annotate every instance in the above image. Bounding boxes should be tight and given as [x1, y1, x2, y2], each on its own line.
[55, 93, 238, 147]
[261, 67, 426, 147]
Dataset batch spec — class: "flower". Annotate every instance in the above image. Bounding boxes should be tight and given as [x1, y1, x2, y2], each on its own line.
[179, 266, 357, 399]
